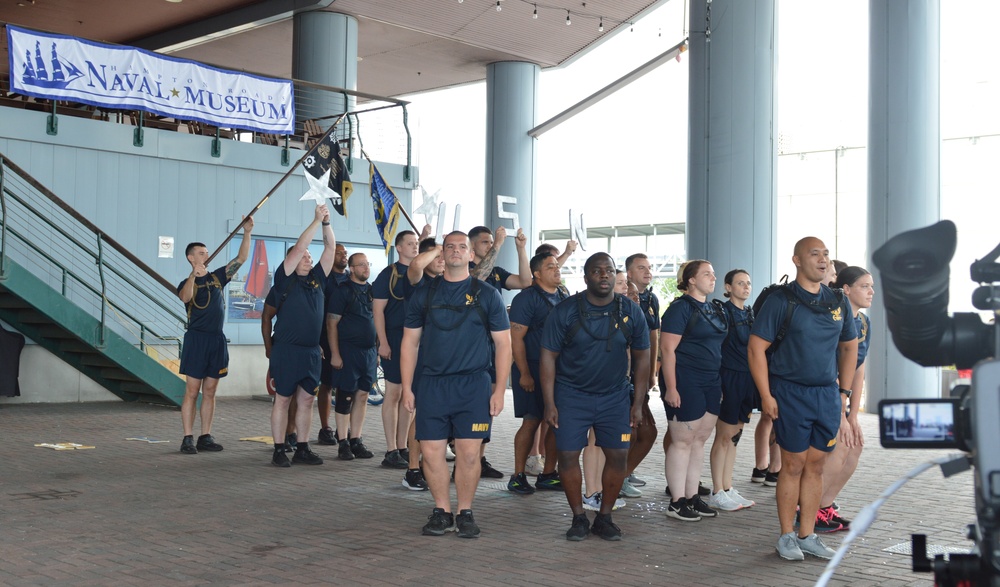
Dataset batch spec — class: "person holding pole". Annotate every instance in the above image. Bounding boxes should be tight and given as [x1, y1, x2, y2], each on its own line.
[176, 217, 254, 455]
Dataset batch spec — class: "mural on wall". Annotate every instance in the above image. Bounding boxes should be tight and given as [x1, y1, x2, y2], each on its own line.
[225, 237, 323, 322]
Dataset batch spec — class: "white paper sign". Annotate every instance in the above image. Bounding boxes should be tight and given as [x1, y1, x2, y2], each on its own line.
[497, 195, 520, 232]
[569, 209, 587, 251]
[158, 236, 174, 259]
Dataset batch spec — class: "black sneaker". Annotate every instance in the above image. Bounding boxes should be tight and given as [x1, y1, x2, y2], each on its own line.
[403, 468, 429, 491]
[180, 435, 197, 455]
[535, 471, 562, 491]
[507, 473, 536, 495]
[421, 508, 455, 536]
[292, 445, 323, 465]
[382, 449, 409, 469]
[751, 467, 768, 483]
[664, 485, 671, 498]
[764, 470, 779, 487]
[317, 427, 337, 446]
[350, 437, 374, 459]
[591, 513, 622, 541]
[480, 457, 504, 479]
[666, 498, 700, 522]
[455, 509, 481, 539]
[698, 482, 711, 496]
[399, 448, 410, 462]
[689, 495, 718, 518]
[271, 448, 291, 468]
[566, 513, 590, 541]
[196, 434, 223, 452]
[284, 432, 297, 453]
[338, 439, 355, 461]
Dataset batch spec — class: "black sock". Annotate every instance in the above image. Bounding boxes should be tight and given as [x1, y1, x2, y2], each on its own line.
[273, 443, 284, 451]
[296, 442, 309, 452]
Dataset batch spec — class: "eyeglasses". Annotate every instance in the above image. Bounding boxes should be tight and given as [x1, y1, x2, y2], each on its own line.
[350, 262, 372, 268]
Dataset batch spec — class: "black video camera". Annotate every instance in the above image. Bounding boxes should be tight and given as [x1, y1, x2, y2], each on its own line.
[872, 219, 1000, 586]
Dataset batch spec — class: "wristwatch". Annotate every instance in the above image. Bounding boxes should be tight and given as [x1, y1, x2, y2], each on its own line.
[839, 388, 853, 399]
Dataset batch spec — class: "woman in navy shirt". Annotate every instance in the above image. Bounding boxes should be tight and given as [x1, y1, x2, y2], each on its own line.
[660, 260, 728, 521]
[816, 266, 874, 531]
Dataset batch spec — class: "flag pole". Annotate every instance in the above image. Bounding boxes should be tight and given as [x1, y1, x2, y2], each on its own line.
[205, 113, 349, 264]
[360, 148, 419, 232]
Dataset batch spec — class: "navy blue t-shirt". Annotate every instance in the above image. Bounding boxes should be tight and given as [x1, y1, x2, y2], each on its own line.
[541, 293, 650, 395]
[404, 277, 510, 377]
[177, 266, 230, 333]
[271, 263, 327, 347]
[661, 295, 728, 381]
[509, 285, 569, 362]
[372, 262, 411, 332]
[751, 282, 857, 387]
[721, 300, 753, 372]
[638, 288, 661, 332]
[328, 280, 377, 348]
[471, 261, 513, 291]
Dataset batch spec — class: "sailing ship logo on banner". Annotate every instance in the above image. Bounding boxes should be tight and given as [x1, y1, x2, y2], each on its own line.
[21, 41, 84, 90]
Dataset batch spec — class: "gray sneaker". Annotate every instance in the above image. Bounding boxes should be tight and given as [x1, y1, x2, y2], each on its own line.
[618, 478, 642, 498]
[776, 532, 805, 561]
[797, 533, 836, 559]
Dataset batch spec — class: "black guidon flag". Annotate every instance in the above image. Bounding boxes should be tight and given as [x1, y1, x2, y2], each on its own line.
[306, 134, 354, 216]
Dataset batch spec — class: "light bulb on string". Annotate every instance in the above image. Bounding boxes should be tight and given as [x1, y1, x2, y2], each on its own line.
[598, 17, 603, 32]
[566, 10, 571, 25]
[496, 0, 501, 11]
[532, 4, 538, 18]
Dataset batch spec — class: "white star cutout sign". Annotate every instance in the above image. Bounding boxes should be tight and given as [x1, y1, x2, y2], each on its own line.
[299, 167, 336, 203]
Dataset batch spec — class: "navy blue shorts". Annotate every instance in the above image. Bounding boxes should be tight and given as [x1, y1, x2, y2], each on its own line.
[719, 368, 757, 425]
[512, 361, 543, 419]
[771, 378, 840, 453]
[415, 372, 492, 441]
[380, 329, 404, 384]
[179, 330, 229, 380]
[269, 343, 321, 397]
[553, 387, 631, 451]
[663, 368, 721, 423]
[336, 345, 377, 391]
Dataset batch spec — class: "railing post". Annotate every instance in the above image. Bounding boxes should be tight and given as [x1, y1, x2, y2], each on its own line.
[133, 111, 145, 147]
[345, 103, 354, 174]
[280, 135, 289, 166]
[61, 269, 68, 296]
[211, 128, 222, 158]
[47, 101, 59, 136]
[140, 325, 146, 353]
[402, 105, 412, 182]
[96, 234, 106, 347]
[353, 114, 364, 167]
[0, 156, 6, 279]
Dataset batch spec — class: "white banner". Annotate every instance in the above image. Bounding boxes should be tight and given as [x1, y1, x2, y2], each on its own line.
[7, 26, 295, 134]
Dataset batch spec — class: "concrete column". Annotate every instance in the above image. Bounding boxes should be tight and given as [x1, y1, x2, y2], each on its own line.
[687, 0, 777, 288]
[292, 11, 358, 121]
[484, 61, 539, 296]
[867, 0, 941, 402]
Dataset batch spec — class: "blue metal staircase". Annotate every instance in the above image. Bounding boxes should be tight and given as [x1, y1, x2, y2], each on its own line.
[0, 153, 186, 405]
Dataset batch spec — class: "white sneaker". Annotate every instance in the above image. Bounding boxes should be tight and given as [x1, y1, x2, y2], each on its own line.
[618, 478, 642, 498]
[626, 473, 647, 487]
[524, 455, 544, 476]
[445, 443, 456, 462]
[708, 490, 743, 512]
[582, 492, 625, 512]
[727, 487, 755, 508]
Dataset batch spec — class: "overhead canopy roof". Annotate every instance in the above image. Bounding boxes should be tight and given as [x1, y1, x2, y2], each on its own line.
[1, 0, 667, 98]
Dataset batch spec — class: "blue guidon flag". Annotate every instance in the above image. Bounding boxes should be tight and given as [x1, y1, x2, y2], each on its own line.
[369, 163, 401, 254]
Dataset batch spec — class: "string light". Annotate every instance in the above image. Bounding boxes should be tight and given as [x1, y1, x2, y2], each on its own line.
[566, 10, 571, 25]
[496, 0, 501, 11]
[598, 17, 603, 32]
[453, 0, 656, 36]
[533, 4, 538, 18]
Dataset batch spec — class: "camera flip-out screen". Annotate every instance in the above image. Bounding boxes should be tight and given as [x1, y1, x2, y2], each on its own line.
[879, 398, 960, 449]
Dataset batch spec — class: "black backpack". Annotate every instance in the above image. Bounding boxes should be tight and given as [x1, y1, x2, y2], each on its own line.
[561, 293, 634, 352]
[751, 277, 846, 358]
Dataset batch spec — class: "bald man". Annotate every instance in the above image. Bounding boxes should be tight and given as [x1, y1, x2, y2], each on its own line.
[748, 237, 858, 562]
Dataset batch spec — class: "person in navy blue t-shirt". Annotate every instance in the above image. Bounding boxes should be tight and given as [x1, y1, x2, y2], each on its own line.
[748, 236, 858, 561]
[373, 227, 431, 469]
[316, 243, 351, 446]
[817, 266, 875, 531]
[540, 252, 651, 541]
[623, 253, 660, 494]
[707, 269, 759, 511]
[506, 251, 569, 495]
[468, 225, 532, 292]
[660, 260, 728, 521]
[400, 231, 512, 538]
[267, 204, 338, 468]
[327, 252, 378, 462]
[176, 216, 254, 455]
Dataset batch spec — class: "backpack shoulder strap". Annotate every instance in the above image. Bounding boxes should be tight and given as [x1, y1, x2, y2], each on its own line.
[769, 285, 798, 355]
[561, 293, 587, 348]
[614, 294, 633, 349]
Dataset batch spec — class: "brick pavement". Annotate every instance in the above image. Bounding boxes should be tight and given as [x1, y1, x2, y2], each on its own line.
[0, 394, 976, 586]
